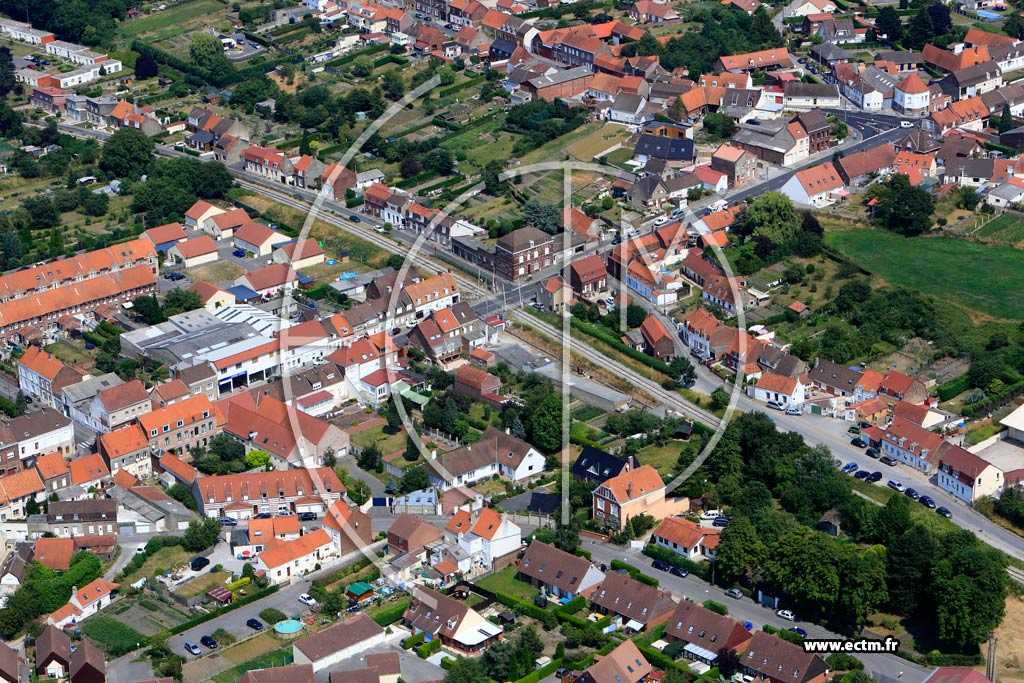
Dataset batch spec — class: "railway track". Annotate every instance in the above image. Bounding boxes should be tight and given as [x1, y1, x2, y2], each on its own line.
[512, 309, 723, 429]
[232, 177, 489, 298]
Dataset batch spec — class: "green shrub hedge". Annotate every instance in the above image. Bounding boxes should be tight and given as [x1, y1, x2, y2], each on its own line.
[372, 597, 410, 626]
[609, 560, 659, 588]
[168, 586, 280, 634]
[417, 637, 441, 658]
[402, 631, 425, 649]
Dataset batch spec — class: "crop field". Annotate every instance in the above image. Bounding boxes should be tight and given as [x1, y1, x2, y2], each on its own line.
[825, 227, 1024, 320]
[116, 0, 228, 43]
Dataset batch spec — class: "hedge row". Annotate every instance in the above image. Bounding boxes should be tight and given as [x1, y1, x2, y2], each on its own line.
[417, 636, 442, 658]
[437, 75, 486, 99]
[402, 631, 425, 649]
[374, 54, 409, 68]
[168, 586, 281, 634]
[395, 170, 441, 189]
[372, 597, 410, 626]
[324, 43, 390, 68]
[568, 317, 673, 378]
[514, 659, 562, 683]
[936, 375, 970, 402]
[495, 592, 557, 629]
[643, 544, 706, 580]
[609, 560, 659, 588]
[961, 380, 1024, 417]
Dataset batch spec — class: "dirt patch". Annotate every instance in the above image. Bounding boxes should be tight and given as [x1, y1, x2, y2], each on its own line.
[187, 261, 245, 286]
[869, 337, 935, 376]
[990, 593, 1024, 683]
[222, 634, 280, 665]
[183, 653, 234, 683]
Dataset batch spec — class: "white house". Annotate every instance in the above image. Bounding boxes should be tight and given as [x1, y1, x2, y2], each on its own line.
[791, 0, 836, 15]
[935, 442, 1003, 505]
[255, 529, 338, 584]
[167, 236, 219, 268]
[893, 74, 931, 115]
[752, 371, 805, 407]
[47, 578, 119, 629]
[424, 426, 547, 490]
[780, 162, 846, 207]
[442, 507, 522, 571]
[881, 417, 944, 474]
[233, 221, 292, 256]
[649, 517, 719, 562]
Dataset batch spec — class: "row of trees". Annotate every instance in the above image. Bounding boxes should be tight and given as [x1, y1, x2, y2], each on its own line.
[0, 551, 102, 637]
[703, 412, 1007, 652]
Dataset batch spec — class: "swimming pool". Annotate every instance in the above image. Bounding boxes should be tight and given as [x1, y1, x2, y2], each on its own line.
[977, 10, 1003, 18]
[274, 620, 303, 634]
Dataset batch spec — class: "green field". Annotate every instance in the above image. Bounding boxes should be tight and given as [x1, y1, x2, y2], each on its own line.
[475, 566, 539, 601]
[116, 0, 226, 41]
[82, 616, 147, 656]
[826, 227, 1024, 320]
[976, 214, 1024, 246]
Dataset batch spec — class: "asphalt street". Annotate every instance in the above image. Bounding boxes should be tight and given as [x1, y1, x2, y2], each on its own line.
[584, 543, 928, 683]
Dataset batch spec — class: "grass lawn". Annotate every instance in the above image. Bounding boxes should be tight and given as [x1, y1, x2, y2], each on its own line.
[604, 147, 635, 169]
[187, 261, 245, 285]
[636, 442, 684, 477]
[965, 422, 1005, 445]
[520, 122, 606, 166]
[44, 340, 92, 367]
[121, 546, 191, 584]
[825, 227, 1024, 320]
[850, 479, 957, 534]
[475, 566, 539, 601]
[212, 645, 294, 683]
[571, 421, 607, 444]
[174, 570, 232, 598]
[976, 214, 1024, 246]
[351, 424, 407, 454]
[116, 0, 227, 41]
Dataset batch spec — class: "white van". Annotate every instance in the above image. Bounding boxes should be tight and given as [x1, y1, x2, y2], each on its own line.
[700, 509, 724, 520]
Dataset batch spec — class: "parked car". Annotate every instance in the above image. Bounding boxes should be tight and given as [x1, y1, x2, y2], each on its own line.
[190, 556, 210, 572]
[841, 462, 858, 474]
[184, 642, 202, 656]
[785, 406, 802, 416]
[299, 593, 318, 606]
[776, 609, 796, 621]
[298, 512, 317, 521]
[276, 510, 294, 516]
[724, 588, 743, 599]
[669, 566, 689, 578]
[246, 619, 264, 631]
[865, 447, 880, 459]
[232, 249, 246, 258]
[936, 507, 953, 519]
[766, 401, 784, 411]
[712, 516, 729, 527]
[854, 470, 870, 479]
[136, 544, 147, 554]
[848, 425, 861, 434]
[887, 480, 905, 492]
[904, 488, 920, 500]
[700, 509, 724, 520]
[652, 559, 671, 572]
[880, 455, 898, 466]
[900, 120, 914, 128]
[919, 495, 937, 509]
[790, 627, 808, 638]
[865, 471, 883, 484]
[200, 636, 218, 649]
[218, 517, 238, 526]
[349, 214, 361, 223]
[653, 216, 668, 226]
[850, 437, 868, 448]
[253, 512, 272, 519]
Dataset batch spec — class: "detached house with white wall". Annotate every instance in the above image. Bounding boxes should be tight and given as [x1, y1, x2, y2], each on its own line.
[935, 442, 1003, 505]
[881, 417, 944, 474]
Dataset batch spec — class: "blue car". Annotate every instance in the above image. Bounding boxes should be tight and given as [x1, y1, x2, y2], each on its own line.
[232, 249, 246, 258]
[841, 462, 858, 474]
[790, 627, 808, 638]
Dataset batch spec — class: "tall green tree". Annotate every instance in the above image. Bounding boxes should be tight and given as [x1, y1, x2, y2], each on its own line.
[100, 127, 154, 180]
[715, 516, 768, 582]
[875, 6, 903, 43]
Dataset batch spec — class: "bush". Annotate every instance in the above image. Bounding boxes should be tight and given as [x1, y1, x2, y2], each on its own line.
[372, 597, 411, 626]
[82, 617, 147, 656]
[703, 600, 728, 616]
[937, 375, 970, 402]
[495, 592, 557, 629]
[416, 637, 441, 658]
[513, 659, 561, 683]
[827, 653, 864, 671]
[402, 631, 426, 649]
[258, 608, 286, 626]
[609, 560, 659, 587]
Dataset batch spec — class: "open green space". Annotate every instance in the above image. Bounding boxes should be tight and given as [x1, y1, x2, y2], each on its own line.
[116, 0, 227, 41]
[825, 227, 1024, 320]
[351, 424, 407, 455]
[174, 570, 232, 598]
[82, 616, 147, 656]
[120, 546, 192, 585]
[635, 442, 684, 478]
[977, 214, 1024, 246]
[475, 566, 539, 601]
[212, 646, 294, 683]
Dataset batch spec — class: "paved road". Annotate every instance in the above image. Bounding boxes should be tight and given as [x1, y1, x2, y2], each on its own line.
[584, 543, 929, 683]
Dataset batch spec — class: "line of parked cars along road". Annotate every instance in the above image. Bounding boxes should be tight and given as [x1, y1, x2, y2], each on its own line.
[183, 593, 319, 657]
[838, 436, 953, 519]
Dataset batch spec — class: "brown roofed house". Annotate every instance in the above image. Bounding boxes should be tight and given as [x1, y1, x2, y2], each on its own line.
[69, 638, 105, 683]
[740, 631, 829, 683]
[591, 571, 676, 632]
[36, 624, 72, 679]
[518, 540, 605, 599]
[292, 614, 384, 673]
[239, 664, 314, 683]
[387, 514, 442, 556]
[576, 640, 652, 683]
[665, 600, 753, 661]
